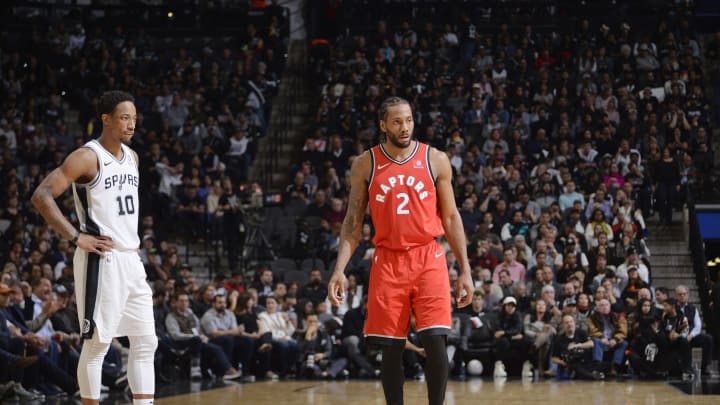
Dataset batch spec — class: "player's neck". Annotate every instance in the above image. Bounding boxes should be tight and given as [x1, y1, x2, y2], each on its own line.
[382, 139, 416, 161]
[97, 134, 123, 159]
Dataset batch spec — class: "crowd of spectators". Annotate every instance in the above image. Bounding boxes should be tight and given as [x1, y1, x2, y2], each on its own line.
[1, 0, 720, 400]
[276, 3, 719, 382]
[0, 2, 291, 399]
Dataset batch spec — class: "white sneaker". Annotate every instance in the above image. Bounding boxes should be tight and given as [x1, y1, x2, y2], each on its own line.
[522, 361, 534, 379]
[11, 382, 44, 400]
[223, 368, 242, 380]
[190, 365, 203, 380]
[494, 361, 507, 378]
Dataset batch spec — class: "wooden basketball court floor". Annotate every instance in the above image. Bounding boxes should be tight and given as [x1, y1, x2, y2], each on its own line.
[154, 379, 720, 405]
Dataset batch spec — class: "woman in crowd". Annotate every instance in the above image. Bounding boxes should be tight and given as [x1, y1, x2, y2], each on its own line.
[258, 295, 298, 377]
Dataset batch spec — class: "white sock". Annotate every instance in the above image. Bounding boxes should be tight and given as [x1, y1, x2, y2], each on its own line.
[133, 399, 154, 405]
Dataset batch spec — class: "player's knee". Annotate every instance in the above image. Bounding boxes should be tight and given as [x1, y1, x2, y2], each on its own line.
[81, 337, 111, 361]
[130, 335, 158, 357]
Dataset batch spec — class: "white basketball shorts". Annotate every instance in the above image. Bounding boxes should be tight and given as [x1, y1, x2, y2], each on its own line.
[73, 248, 155, 343]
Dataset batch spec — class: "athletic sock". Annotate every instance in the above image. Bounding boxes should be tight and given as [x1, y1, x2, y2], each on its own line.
[419, 333, 449, 405]
[380, 341, 405, 405]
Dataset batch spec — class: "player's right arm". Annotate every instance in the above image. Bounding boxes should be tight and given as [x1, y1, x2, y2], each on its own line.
[328, 152, 371, 306]
[31, 148, 113, 256]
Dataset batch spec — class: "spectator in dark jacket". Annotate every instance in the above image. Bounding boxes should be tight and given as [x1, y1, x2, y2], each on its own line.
[493, 296, 529, 377]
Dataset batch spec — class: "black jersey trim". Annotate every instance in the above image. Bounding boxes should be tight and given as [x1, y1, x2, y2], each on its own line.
[378, 140, 419, 165]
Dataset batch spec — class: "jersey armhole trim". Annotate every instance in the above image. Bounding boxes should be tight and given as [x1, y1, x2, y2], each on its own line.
[367, 149, 376, 191]
[76, 146, 103, 189]
[426, 144, 436, 186]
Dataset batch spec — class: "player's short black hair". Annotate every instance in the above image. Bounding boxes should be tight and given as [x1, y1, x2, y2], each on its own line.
[97, 90, 135, 118]
[378, 96, 410, 122]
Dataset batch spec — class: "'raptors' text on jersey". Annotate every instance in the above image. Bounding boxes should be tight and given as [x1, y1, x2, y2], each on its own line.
[368, 141, 444, 250]
[72, 140, 140, 250]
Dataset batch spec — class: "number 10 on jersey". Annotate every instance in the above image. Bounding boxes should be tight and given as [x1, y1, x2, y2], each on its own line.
[116, 195, 135, 216]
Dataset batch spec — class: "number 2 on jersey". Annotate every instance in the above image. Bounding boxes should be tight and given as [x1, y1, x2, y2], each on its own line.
[396, 193, 410, 215]
[116, 195, 135, 216]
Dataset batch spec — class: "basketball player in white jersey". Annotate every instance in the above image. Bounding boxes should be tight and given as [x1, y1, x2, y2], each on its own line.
[32, 91, 156, 405]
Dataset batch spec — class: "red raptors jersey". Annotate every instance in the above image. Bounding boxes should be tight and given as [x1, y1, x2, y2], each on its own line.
[368, 141, 444, 250]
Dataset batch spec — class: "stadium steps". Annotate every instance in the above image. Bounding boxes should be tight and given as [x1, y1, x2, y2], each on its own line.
[646, 211, 700, 307]
[250, 38, 312, 191]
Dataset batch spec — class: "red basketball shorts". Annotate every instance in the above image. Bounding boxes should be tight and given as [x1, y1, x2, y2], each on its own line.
[364, 241, 452, 340]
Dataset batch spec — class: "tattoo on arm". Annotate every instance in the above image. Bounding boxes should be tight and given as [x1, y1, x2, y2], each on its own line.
[31, 172, 76, 241]
[341, 187, 368, 245]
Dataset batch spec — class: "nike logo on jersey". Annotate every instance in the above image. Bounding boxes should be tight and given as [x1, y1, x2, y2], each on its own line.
[435, 251, 444, 258]
[377, 163, 390, 170]
[104, 161, 112, 166]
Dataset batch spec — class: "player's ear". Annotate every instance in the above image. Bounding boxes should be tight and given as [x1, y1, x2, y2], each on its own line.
[101, 113, 110, 126]
[379, 119, 386, 133]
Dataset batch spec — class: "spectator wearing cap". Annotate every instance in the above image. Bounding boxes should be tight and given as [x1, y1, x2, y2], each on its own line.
[140, 247, 170, 281]
[493, 296, 529, 378]
[493, 247, 526, 284]
[463, 97, 485, 138]
[615, 247, 649, 291]
[174, 277, 191, 296]
[476, 269, 503, 310]
[177, 262, 194, 284]
[588, 298, 628, 376]
[556, 296, 585, 330]
[675, 285, 717, 375]
[559, 283, 577, 309]
[139, 234, 157, 264]
[635, 43, 660, 72]
[49, 284, 79, 335]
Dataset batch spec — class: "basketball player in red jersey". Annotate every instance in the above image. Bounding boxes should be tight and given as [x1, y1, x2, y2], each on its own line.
[329, 97, 474, 405]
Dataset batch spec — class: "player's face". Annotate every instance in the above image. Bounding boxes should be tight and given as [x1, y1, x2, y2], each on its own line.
[380, 103, 414, 149]
[104, 101, 137, 144]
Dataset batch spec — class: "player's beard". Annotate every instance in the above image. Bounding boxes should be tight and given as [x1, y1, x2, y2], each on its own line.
[387, 132, 412, 149]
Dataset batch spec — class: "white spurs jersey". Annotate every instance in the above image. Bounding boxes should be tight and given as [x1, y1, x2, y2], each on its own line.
[72, 140, 140, 250]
